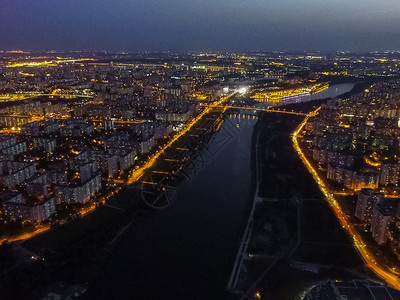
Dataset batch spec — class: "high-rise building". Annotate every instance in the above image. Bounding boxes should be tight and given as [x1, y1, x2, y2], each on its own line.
[91, 151, 118, 177]
[20, 121, 40, 136]
[1, 191, 56, 222]
[355, 188, 384, 222]
[379, 163, 400, 186]
[104, 119, 115, 131]
[0, 161, 36, 188]
[54, 173, 102, 205]
[371, 204, 391, 245]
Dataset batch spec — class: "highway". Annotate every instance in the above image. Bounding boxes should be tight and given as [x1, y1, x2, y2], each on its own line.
[292, 107, 400, 289]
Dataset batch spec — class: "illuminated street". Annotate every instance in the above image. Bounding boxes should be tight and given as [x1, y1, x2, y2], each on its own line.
[127, 93, 235, 183]
[293, 108, 400, 290]
[1, 46, 400, 299]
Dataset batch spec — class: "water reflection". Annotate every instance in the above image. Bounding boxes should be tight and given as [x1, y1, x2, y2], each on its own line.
[89, 113, 258, 299]
[310, 83, 355, 100]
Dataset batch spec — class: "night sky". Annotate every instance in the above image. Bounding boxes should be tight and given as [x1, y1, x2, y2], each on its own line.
[1, 0, 400, 52]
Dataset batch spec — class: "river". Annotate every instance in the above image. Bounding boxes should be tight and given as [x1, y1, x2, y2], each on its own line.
[85, 83, 357, 299]
[310, 82, 355, 100]
[87, 114, 258, 299]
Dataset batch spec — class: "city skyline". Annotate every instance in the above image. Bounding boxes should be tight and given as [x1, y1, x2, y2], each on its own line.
[1, 48, 400, 298]
[3, 1, 400, 298]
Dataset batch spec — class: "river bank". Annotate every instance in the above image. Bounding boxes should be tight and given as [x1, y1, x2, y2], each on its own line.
[85, 112, 259, 299]
[234, 113, 366, 300]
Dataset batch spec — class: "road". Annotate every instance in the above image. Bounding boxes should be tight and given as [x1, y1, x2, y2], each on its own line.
[127, 96, 306, 184]
[0, 94, 234, 245]
[127, 93, 234, 183]
[0, 225, 50, 244]
[293, 107, 400, 289]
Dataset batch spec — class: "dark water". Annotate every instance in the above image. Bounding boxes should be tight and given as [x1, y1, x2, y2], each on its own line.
[2, 82, 362, 299]
[257, 83, 356, 109]
[310, 83, 355, 100]
[86, 85, 358, 299]
[88, 115, 258, 299]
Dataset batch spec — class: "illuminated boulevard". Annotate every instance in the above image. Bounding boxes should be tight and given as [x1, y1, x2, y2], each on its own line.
[3, 86, 399, 295]
[1, 92, 274, 245]
[0, 94, 232, 244]
[127, 94, 306, 184]
[4, 89, 400, 293]
[0, 92, 318, 245]
[293, 108, 400, 290]
[127, 93, 235, 183]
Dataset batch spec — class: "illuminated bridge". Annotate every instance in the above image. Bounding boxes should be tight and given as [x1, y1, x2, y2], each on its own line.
[206, 105, 307, 116]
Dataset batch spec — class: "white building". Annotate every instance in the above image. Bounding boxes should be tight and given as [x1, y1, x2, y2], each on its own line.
[371, 204, 391, 245]
[0, 161, 36, 188]
[54, 173, 102, 205]
[91, 151, 118, 177]
[2, 195, 56, 222]
[355, 188, 384, 222]
[116, 150, 136, 171]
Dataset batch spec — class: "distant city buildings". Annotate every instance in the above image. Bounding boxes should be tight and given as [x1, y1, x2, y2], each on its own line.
[304, 279, 400, 300]
[302, 79, 400, 259]
[1, 51, 400, 244]
[0, 52, 229, 224]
